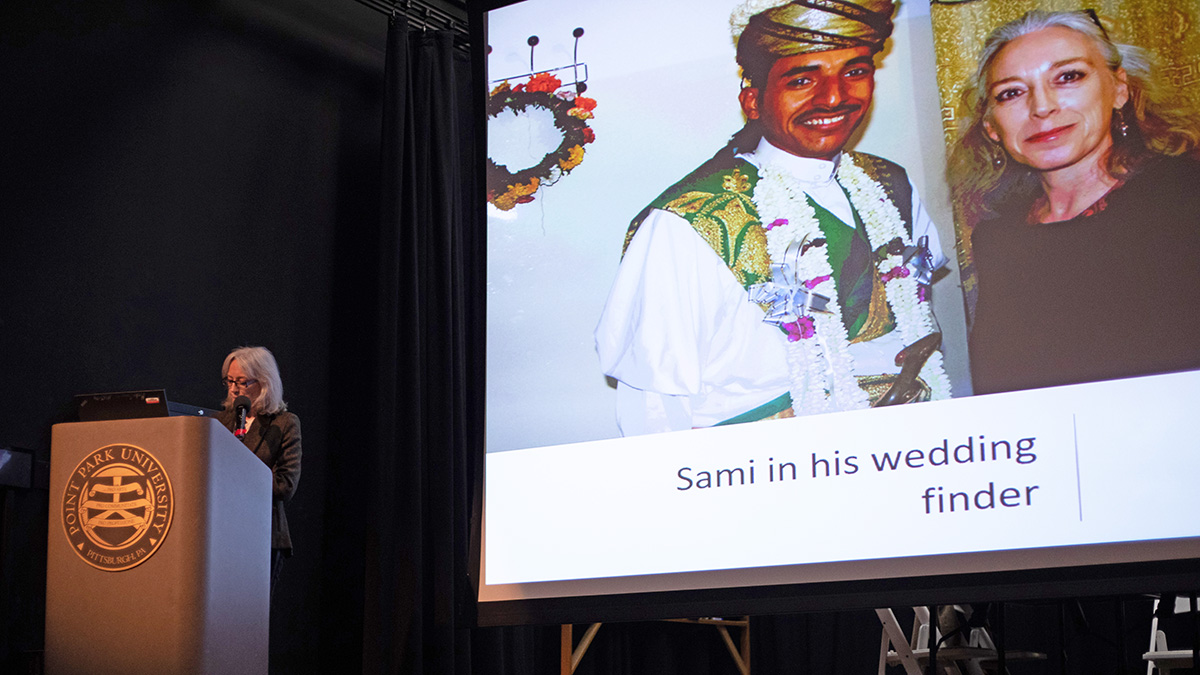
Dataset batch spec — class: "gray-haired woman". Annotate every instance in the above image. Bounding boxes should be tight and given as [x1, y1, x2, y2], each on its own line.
[951, 10, 1200, 394]
[218, 345, 301, 596]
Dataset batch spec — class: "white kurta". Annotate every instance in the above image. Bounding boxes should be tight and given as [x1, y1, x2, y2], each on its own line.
[595, 139, 946, 436]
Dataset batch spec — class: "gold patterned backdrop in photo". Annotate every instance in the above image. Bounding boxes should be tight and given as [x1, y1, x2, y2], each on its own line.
[929, 0, 1200, 319]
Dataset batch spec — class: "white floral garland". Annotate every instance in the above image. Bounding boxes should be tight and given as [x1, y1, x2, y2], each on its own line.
[753, 154, 951, 415]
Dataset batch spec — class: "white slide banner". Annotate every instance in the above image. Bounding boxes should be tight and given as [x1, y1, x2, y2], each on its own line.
[482, 370, 1200, 601]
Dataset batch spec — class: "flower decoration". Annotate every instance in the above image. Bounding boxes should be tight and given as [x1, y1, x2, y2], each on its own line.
[559, 145, 585, 172]
[487, 73, 597, 211]
[804, 275, 831, 290]
[489, 177, 539, 212]
[568, 96, 597, 120]
[522, 72, 560, 93]
[782, 316, 816, 342]
[880, 266, 911, 283]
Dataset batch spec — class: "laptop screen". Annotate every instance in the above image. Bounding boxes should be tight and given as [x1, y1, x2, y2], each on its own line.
[75, 390, 172, 422]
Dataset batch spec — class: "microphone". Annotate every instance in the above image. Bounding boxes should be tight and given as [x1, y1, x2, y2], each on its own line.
[234, 395, 251, 440]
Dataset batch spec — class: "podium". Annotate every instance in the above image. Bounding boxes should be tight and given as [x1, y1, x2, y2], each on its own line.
[45, 416, 271, 675]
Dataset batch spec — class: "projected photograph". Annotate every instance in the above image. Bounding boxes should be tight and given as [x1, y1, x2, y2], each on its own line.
[486, 0, 969, 454]
[479, 0, 1200, 613]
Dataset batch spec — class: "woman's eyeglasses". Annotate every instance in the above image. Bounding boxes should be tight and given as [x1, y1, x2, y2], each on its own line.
[223, 378, 259, 389]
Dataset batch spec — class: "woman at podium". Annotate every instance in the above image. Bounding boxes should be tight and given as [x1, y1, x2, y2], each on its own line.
[216, 345, 301, 595]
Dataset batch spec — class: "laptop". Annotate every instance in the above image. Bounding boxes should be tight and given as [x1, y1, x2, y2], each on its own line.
[75, 389, 220, 422]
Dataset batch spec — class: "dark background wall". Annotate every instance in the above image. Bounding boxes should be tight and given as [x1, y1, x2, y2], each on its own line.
[1, 0, 386, 670]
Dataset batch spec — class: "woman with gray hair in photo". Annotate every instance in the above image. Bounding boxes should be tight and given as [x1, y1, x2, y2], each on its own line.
[950, 9, 1200, 395]
[217, 345, 301, 596]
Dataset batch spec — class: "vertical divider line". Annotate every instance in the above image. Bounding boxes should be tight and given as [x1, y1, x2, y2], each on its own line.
[1073, 413, 1083, 521]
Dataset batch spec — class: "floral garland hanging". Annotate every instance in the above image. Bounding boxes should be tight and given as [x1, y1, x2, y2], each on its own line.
[486, 72, 597, 211]
[753, 154, 951, 415]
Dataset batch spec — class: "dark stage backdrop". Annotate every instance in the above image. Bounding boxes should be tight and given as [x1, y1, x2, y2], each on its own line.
[0, 1, 1171, 674]
[0, 0, 384, 671]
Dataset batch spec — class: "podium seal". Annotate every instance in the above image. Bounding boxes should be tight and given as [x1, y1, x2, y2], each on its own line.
[61, 443, 174, 571]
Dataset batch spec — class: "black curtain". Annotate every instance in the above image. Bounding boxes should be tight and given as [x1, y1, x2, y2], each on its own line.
[364, 18, 481, 675]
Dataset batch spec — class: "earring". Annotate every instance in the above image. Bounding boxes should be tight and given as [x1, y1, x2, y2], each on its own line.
[987, 141, 1006, 170]
[1114, 109, 1129, 139]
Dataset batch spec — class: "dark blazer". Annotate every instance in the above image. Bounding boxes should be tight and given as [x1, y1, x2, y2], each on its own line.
[218, 408, 302, 552]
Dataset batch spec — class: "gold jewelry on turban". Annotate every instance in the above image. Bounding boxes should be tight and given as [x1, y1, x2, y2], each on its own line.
[732, 0, 896, 67]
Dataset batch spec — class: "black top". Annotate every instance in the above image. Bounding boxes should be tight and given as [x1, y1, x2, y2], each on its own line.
[217, 408, 302, 552]
[969, 155, 1200, 395]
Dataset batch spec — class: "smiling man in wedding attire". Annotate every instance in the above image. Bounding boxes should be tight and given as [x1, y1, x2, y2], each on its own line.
[595, 0, 953, 435]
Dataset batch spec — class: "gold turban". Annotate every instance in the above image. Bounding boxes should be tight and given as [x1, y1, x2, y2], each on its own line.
[733, 0, 896, 70]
